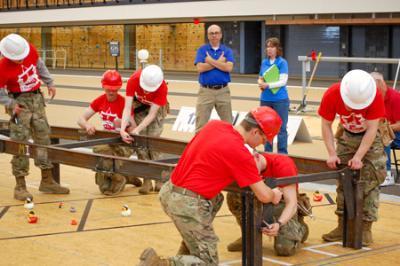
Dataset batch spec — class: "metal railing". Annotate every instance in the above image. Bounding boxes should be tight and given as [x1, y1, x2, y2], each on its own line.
[297, 55, 400, 111]
[39, 49, 67, 69]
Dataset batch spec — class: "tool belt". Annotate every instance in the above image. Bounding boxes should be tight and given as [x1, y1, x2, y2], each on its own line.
[171, 184, 205, 200]
[132, 96, 169, 119]
[379, 119, 395, 146]
[133, 97, 150, 114]
[9, 89, 41, 99]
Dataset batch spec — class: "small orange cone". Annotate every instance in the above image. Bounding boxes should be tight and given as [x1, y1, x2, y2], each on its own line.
[70, 219, 78, 225]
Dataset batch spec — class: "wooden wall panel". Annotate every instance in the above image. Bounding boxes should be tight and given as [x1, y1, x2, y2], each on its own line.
[135, 23, 204, 71]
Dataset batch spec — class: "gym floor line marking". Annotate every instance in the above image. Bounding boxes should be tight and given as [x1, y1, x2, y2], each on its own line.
[263, 257, 294, 266]
[0, 214, 233, 241]
[0, 206, 10, 219]
[324, 193, 335, 204]
[296, 243, 400, 266]
[0, 192, 152, 208]
[302, 242, 372, 259]
[77, 199, 93, 231]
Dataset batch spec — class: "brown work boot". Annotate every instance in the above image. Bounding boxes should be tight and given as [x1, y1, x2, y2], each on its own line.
[104, 174, 126, 196]
[14, 176, 33, 201]
[126, 176, 143, 187]
[154, 180, 163, 192]
[139, 179, 153, 194]
[176, 241, 190, 255]
[362, 221, 373, 246]
[227, 237, 242, 252]
[298, 216, 309, 243]
[138, 248, 170, 266]
[39, 169, 70, 194]
[322, 216, 343, 242]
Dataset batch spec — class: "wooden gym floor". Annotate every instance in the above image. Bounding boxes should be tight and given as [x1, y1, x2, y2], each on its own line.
[0, 72, 399, 265]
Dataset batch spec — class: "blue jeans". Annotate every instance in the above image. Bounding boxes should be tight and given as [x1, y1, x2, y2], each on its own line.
[384, 131, 400, 170]
[260, 99, 289, 154]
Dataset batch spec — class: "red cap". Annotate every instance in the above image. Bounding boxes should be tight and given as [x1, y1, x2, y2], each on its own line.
[250, 106, 282, 143]
[101, 70, 122, 91]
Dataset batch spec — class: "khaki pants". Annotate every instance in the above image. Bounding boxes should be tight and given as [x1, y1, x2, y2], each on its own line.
[195, 86, 232, 133]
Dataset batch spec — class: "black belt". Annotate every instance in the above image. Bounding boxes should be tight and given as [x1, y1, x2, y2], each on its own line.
[201, 84, 227, 90]
[344, 128, 365, 136]
[10, 89, 40, 98]
[133, 97, 150, 114]
[171, 184, 205, 200]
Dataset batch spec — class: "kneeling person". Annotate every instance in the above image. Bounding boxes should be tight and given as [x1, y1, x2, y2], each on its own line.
[77, 70, 142, 195]
[227, 151, 309, 256]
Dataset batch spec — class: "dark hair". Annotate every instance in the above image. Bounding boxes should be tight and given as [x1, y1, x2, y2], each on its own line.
[266, 37, 283, 57]
[240, 112, 262, 132]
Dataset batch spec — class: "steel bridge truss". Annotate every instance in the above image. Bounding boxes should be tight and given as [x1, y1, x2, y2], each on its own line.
[0, 121, 364, 266]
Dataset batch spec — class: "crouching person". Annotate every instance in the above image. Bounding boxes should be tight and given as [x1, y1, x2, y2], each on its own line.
[77, 70, 142, 195]
[227, 151, 309, 256]
[137, 107, 284, 266]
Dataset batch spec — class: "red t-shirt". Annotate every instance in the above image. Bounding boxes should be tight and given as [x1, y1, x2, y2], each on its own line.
[260, 153, 298, 188]
[318, 83, 385, 133]
[90, 94, 125, 131]
[0, 44, 41, 93]
[126, 70, 168, 106]
[384, 87, 400, 124]
[171, 120, 262, 199]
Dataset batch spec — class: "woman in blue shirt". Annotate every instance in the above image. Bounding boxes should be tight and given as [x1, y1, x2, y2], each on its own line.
[258, 37, 289, 154]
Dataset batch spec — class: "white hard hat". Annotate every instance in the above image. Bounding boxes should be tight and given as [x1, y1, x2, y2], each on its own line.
[140, 65, 163, 92]
[0, 33, 30, 61]
[340, 69, 376, 110]
[138, 49, 149, 61]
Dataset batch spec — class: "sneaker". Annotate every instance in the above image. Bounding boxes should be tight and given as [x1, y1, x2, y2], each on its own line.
[380, 171, 395, 187]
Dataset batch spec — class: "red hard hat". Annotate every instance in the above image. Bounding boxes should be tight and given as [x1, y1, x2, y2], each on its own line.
[101, 70, 122, 91]
[250, 106, 282, 143]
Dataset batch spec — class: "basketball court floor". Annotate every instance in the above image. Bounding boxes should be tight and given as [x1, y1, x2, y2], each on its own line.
[0, 72, 399, 265]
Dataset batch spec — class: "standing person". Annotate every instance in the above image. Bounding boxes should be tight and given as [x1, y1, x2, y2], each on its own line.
[194, 24, 234, 133]
[0, 33, 69, 200]
[319, 69, 386, 246]
[257, 37, 289, 154]
[371, 72, 400, 186]
[226, 151, 309, 256]
[120, 64, 168, 194]
[137, 106, 283, 266]
[77, 70, 142, 195]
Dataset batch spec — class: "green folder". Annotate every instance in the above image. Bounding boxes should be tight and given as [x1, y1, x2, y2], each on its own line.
[262, 64, 280, 94]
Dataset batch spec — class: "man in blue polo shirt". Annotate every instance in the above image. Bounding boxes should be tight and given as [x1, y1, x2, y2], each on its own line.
[194, 24, 235, 133]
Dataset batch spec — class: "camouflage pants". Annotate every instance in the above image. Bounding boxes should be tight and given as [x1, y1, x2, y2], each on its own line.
[195, 86, 233, 133]
[335, 130, 386, 222]
[133, 104, 165, 161]
[8, 92, 52, 177]
[159, 180, 224, 266]
[92, 144, 133, 194]
[227, 191, 307, 256]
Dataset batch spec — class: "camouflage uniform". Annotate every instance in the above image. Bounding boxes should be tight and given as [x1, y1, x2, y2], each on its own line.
[8, 92, 53, 176]
[93, 143, 140, 195]
[132, 99, 167, 161]
[335, 129, 386, 222]
[227, 191, 307, 256]
[159, 180, 224, 266]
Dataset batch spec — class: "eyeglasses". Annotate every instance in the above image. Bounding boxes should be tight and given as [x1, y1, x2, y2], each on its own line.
[208, 31, 221, 36]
